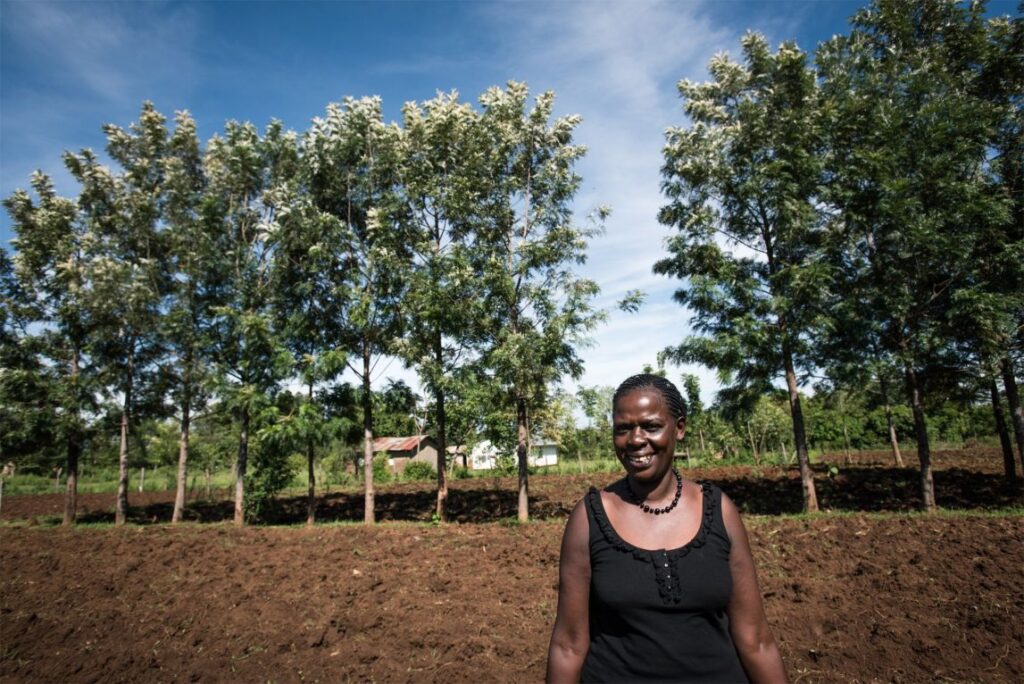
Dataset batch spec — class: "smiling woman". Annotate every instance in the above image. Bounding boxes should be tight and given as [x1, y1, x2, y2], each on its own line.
[546, 373, 788, 683]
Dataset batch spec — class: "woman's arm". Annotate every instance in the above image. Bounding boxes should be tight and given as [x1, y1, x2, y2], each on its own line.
[546, 499, 592, 684]
[722, 493, 788, 684]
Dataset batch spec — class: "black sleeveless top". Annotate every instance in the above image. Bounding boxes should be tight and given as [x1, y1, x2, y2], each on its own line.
[581, 482, 749, 683]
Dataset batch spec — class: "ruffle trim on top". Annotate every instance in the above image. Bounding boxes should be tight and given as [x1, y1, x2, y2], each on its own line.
[587, 482, 717, 605]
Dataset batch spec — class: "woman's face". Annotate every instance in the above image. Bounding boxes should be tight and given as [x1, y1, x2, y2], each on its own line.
[613, 388, 686, 482]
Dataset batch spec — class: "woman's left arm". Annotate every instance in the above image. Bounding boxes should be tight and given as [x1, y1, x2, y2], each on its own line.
[722, 492, 788, 684]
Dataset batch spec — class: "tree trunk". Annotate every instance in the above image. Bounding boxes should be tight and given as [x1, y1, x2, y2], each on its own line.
[904, 364, 935, 511]
[63, 440, 79, 525]
[63, 352, 81, 526]
[698, 428, 707, 458]
[234, 406, 249, 525]
[307, 380, 317, 526]
[204, 467, 211, 500]
[841, 420, 852, 466]
[1000, 356, 1024, 474]
[362, 342, 375, 524]
[878, 376, 904, 467]
[838, 391, 852, 465]
[516, 395, 530, 522]
[115, 371, 133, 526]
[434, 334, 448, 523]
[989, 378, 1016, 481]
[886, 405, 904, 467]
[782, 342, 818, 512]
[746, 422, 759, 464]
[138, 467, 145, 493]
[172, 370, 192, 523]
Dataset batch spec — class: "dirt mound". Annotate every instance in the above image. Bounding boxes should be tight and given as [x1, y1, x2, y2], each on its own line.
[2, 514, 1021, 683]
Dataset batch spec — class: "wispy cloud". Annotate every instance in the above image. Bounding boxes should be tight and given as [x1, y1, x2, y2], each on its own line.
[477, 0, 739, 397]
[1, 0, 201, 202]
[2, 0, 199, 104]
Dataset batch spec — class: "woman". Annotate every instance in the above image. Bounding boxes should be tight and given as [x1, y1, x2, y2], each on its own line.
[547, 374, 787, 683]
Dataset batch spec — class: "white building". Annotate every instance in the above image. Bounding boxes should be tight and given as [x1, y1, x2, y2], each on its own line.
[466, 439, 559, 470]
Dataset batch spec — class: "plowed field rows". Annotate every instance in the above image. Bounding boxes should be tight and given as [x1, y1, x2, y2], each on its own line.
[2, 448, 1022, 682]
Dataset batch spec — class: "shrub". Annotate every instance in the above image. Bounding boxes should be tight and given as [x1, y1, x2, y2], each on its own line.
[372, 453, 392, 484]
[403, 461, 436, 482]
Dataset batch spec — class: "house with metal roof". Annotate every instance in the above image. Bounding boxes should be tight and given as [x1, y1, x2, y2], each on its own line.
[372, 436, 439, 474]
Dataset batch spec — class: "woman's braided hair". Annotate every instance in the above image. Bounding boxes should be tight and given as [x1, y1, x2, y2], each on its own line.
[613, 373, 687, 421]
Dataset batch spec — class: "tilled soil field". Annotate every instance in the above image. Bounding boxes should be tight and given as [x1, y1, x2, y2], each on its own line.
[2, 449, 1022, 682]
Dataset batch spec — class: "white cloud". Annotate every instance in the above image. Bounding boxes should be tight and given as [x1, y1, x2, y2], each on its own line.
[0, 1, 201, 202]
[475, 0, 741, 400]
[2, 1, 199, 104]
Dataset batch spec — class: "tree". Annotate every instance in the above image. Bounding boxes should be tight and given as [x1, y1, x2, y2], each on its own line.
[204, 119, 298, 524]
[678, 374, 704, 458]
[0, 249, 63, 477]
[397, 92, 487, 521]
[475, 82, 604, 521]
[817, 0, 1008, 509]
[272, 132, 352, 525]
[983, 14, 1024, 472]
[657, 34, 825, 511]
[304, 97, 408, 524]
[577, 385, 613, 461]
[70, 102, 170, 525]
[162, 110, 220, 523]
[4, 173, 95, 524]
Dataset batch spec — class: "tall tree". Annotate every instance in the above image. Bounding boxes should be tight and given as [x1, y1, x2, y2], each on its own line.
[656, 34, 825, 511]
[205, 119, 298, 524]
[817, 0, 1007, 509]
[69, 102, 170, 525]
[4, 174, 95, 524]
[163, 110, 221, 523]
[272, 137, 352, 525]
[396, 92, 486, 521]
[304, 97, 408, 524]
[475, 82, 604, 521]
[984, 14, 1024, 471]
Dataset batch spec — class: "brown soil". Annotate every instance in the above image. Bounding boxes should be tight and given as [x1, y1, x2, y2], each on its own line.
[3, 448, 1019, 525]
[1, 448, 1022, 683]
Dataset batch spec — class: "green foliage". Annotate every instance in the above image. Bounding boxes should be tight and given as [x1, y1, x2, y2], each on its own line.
[244, 443, 295, 522]
[657, 31, 828, 511]
[813, 0, 1018, 501]
[402, 461, 436, 482]
[372, 453, 392, 484]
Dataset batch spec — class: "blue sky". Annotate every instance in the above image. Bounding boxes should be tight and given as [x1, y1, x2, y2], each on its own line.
[2, 0, 1017, 402]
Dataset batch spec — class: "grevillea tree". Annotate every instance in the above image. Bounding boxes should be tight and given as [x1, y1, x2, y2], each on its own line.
[474, 82, 604, 522]
[657, 34, 825, 512]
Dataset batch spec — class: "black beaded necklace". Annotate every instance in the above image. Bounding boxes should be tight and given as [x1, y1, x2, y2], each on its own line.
[626, 467, 683, 515]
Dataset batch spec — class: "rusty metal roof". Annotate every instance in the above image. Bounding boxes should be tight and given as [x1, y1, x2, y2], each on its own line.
[372, 436, 431, 452]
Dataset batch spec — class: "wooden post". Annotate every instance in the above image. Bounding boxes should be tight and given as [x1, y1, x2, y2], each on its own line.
[746, 422, 759, 463]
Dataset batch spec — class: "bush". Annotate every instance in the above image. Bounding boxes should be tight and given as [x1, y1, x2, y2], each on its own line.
[372, 453, 392, 484]
[402, 461, 436, 482]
